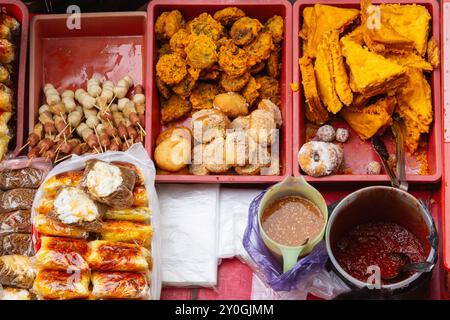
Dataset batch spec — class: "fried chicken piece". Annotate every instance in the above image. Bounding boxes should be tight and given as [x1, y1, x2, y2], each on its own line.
[160, 94, 192, 124]
[263, 15, 284, 44]
[213, 7, 246, 27]
[395, 68, 433, 153]
[341, 37, 407, 97]
[156, 76, 171, 99]
[155, 10, 186, 40]
[156, 53, 187, 85]
[300, 4, 360, 58]
[241, 76, 261, 105]
[169, 29, 190, 58]
[255, 75, 280, 106]
[299, 56, 329, 125]
[189, 82, 220, 110]
[267, 45, 282, 78]
[185, 35, 217, 69]
[244, 32, 274, 67]
[187, 13, 224, 41]
[230, 17, 263, 46]
[340, 96, 396, 140]
[220, 72, 250, 92]
[218, 39, 248, 77]
[427, 37, 440, 69]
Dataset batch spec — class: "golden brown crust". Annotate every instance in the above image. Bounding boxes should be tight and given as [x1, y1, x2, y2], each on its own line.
[189, 82, 220, 110]
[244, 32, 274, 67]
[230, 17, 263, 46]
[220, 72, 250, 92]
[218, 39, 248, 77]
[185, 35, 218, 69]
[213, 7, 246, 27]
[155, 10, 186, 40]
[263, 15, 284, 44]
[156, 53, 187, 85]
[160, 94, 192, 124]
[187, 13, 224, 41]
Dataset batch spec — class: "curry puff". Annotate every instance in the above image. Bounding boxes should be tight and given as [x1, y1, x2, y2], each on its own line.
[91, 271, 149, 300]
[32, 269, 90, 300]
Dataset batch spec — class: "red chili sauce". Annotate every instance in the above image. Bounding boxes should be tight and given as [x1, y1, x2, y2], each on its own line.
[334, 221, 428, 284]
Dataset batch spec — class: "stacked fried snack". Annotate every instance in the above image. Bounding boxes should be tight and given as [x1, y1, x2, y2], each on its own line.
[32, 160, 153, 300]
[0, 14, 20, 161]
[24, 76, 146, 162]
[299, 0, 438, 154]
[154, 8, 284, 176]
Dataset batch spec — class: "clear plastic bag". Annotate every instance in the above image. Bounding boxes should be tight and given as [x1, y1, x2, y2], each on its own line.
[0, 188, 36, 214]
[31, 144, 162, 299]
[0, 255, 35, 289]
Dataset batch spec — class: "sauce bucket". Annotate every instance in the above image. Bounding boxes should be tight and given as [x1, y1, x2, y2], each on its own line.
[258, 176, 328, 272]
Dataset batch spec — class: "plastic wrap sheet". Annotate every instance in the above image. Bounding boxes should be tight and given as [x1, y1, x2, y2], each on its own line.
[0, 255, 35, 289]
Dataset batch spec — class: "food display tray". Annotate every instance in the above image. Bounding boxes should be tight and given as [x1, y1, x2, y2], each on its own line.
[28, 12, 149, 148]
[292, 0, 442, 184]
[1, 0, 28, 152]
[147, 0, 293, 183]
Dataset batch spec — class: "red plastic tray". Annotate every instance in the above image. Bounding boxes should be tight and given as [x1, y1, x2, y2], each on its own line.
[1, 0, 28, 153]
[292, 0, 442, 184]
[28, 12, 149, 149]
[147, 0, 293, 183]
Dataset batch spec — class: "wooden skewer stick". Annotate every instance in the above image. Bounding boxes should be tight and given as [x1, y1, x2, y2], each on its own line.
[93, 146, 100, 154]
[137, 123, 146, 136]
[60, 113, 67, 124]
[123, 136, 130, 147]
[17, 141, 30, 153]
[55, 154, 72, 163]
[106, 94, 117, 110]
[93, 126, 103, 152]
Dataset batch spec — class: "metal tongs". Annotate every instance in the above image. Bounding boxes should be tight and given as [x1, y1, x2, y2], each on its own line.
[371, 114, 409, 191]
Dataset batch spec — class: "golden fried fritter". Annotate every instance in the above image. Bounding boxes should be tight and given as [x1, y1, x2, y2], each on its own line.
[172, 74, 196, 98]
[244, 32, 274, 67]
[427, 37, 440, 69]
[157, 43, 172, 58]
[200, 65, 222, 80]
[249, 61, 265, 75]
[187, 13, 224, 41]
[169, 29, 190, 58]
[156, 53, 188, 85]
[218, 39, 248, 77]
[241, 76, 261, 105]
[263, 15, 284, 44]
[156, 76, 171, 99]
[160, 94, 192, 123]
[230, 17, 263, 46]
[256, 75, 280, 105]
[267, 45, 281, 78]
[155, 10, 186, 40]
[189, 82, 220, 110]
[220, 72, 251, 92]
[185, 35, 218, 69]
[213, 7, 246, 26]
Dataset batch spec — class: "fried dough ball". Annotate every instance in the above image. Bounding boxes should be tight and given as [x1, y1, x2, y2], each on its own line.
[248, 109, 276, 146]
[189, 82, 220, 110]
[203, 137, 231, 173]
[190, 144, 210, 175]
[213, 7, 246, 26]
[192, 109, 229, 143]
[218, 39, 248, 77]
[185, 35, 218, 69]
[230, 115, 250, 131]
[258, 99, 282, 127]
[249, 61, 265, 75]
[255, 75, 280, 105]
[213, 92, 249, 118]
[160, 94, 192, 123]
[169, 29, 190, 58]
[220, 72, 251, 92]
[241, 76, 261, 105]
[244, 32, 274, 67]
[225, 130, 249, 166]
[155, 10, 186, 40]
[156, 76, 171, 99]
[267, 45, 282, 78]
[187, 13, 224, 41]
[156, 53, 187, 85]
[156, 126, 192, 146]
[230, 17, 263, 46]
[155, 129, 192, 172]
[263, 15, 284, 44]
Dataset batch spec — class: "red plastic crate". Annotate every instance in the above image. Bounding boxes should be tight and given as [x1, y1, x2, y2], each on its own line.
[147, 0, 293, 183]
[1, 0, 28, 153]
[292, 0, 442, 184]
[28, 12, 149, 150]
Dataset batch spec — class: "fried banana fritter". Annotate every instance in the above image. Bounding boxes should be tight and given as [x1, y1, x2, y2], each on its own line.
[263, 15, 284, 44]
[244, 32, 274, 67]
[230, 17, 263, 46]
[156, 53, 187, 85]
[160, 94, 192, 124]
[169, 29, 190, 58]
[220, 72, 251, 92]
[187, 13, 224, 41]
[241, 76, 261, 105]
[213, 7, 246, 26]
[267, 44, 281, 78]
[189, 82, 220, 110]
[255, 75, 280, 105]
[155, 10, 186, 40]
[185, 35, 218, 69]
[218, 39, 248, 77]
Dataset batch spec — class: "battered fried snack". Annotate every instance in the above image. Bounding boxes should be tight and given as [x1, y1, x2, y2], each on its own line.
[155, 127, 192, 172]
[220, 72, 250, 92]
[155, 10, 186, 40]
[263, 15, 284, 44]
[157, 43, 172, 58]
[187, 13, 224, 41]
[156, 75, 172, 99]
[213, 92, 249, 118]
[385, 52, 433, 72]
[156, 53, 187, 85]
[160, 94, 191, 123]
[172, 68, 199, 98]
[427, 37, 440, 69]
[230, 17, 263, 46]
[249, 61, 265, 75]
[202, 137, 231, 173]
[244, 32, 274, 67]
[189, 82, 220, 110]
[218, 39, 248, 77]
[185, 35, 217, 69]
[213, 7, 246, 26]
[192, 109, 229, 143]
[255, 75, 280, 105]
[248, 109, 276, 147]
[169, 29, 190, 58]
[241, 76, 261, 105]
[267, 45, 281, 79]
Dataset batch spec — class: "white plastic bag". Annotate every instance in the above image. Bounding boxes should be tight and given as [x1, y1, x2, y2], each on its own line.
[30, 144, 162, 300]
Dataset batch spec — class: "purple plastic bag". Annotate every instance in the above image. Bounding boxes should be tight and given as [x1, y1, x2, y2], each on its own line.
[243, 190, 329, 292]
